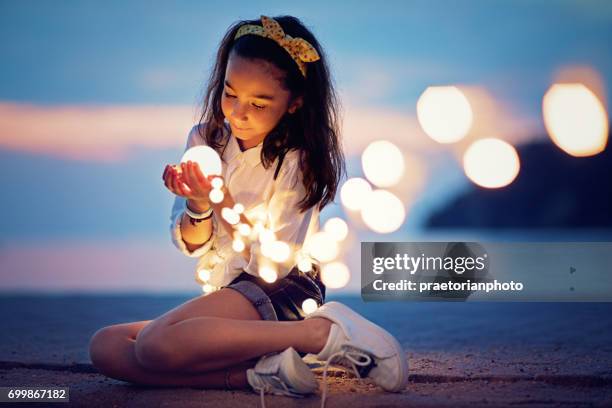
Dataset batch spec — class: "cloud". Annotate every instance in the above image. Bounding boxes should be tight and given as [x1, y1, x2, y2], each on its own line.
[0, 102, 198, 162]
[0, 98, 542, 164]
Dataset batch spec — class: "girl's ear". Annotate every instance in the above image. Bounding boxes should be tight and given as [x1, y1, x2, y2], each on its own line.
[288, 96, 304, 114]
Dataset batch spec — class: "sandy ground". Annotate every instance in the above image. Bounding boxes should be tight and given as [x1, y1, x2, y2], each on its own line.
[2, 354, 612, 407]
[1, 295, 612, 407]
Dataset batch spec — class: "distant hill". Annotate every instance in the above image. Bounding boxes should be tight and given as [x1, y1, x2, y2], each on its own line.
[426, 137, 612, 228]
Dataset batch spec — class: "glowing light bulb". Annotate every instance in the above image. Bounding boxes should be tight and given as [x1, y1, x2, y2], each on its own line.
[297, 257, 312, 272]
[543, 83, 609, 157]
[302, 298, 318, 314]
[209, 189, 224, 203]
[321, 262, 350, 289]
[259, 265, 278, 283]
[463, 138, 520, 188]
[417, 86, 473, 143]
[211, 177, 224, 189]
[323, 217, 349, 242]
[259, 229, 276, 244]
[362, 140, 405, 187]
[233, 203, 245, 214]
[181, 146, 222, 176]
[269, 241, 291, 263]
[238, 223, 251, 236]
[221, 207, 240, 225]
[232, 239, 245, 252]
[361, 189, 405, 233]
[340, 177, 372, 211]
[197, 268, 211, 282]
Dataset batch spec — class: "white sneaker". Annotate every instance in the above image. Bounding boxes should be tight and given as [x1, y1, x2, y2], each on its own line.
[247, 347, 318, 406]
[307, 301, 409, 392]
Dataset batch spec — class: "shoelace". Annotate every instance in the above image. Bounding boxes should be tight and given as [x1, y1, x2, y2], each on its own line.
[320, 348, 373, 408]
[256, 375, 301, 408]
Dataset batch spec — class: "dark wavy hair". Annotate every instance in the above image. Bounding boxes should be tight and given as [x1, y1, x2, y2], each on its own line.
[197, 15, 345, 212]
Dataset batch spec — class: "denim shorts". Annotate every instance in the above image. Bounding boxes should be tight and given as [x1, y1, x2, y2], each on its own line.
[223, 266, 326, 322]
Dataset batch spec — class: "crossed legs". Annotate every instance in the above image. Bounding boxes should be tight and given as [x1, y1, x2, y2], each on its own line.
[88, 288, 331, 388]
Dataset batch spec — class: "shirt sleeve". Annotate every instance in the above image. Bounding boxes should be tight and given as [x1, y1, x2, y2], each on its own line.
[169, 125, 216, 258]
[243, 152, 316, 279]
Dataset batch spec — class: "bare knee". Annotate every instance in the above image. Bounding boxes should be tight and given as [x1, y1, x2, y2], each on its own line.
[133, 323, 177, 372]
[89, 326, 127, 377]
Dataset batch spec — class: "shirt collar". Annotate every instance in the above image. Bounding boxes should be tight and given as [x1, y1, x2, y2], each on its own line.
[223, 124, 263, 167]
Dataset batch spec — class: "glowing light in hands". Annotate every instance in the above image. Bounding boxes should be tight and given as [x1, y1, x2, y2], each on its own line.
[181, 146, 222, 176]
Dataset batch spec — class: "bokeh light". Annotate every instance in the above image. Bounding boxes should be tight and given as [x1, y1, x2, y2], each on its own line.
[209, 189, 224, 203]
[181, 146, 222, 176]
[323, 217, 349, 242]
[543, 83, 609, 157]
[237, 223, 251, 236]
[197, 268, 211, 282]
[259, 264, 278, 283]
[233, 203, 244, 214]
[211, 177, 224, 189]
[321, 262, 350, 289]
[361, 140, 405, 187]
[261, 240, 291, 263]
[463, 138, 520, 188]
[417, 86, 473, 143]
[340, 177, 372, 211]
[221, 207, 240, 225]
[232, 239, 245, 252]
[304, 231, 339, 262]
[258, 229, 276, 244]
[302, 298, 318, 314]
[297, 257, 312, 272]
[361, 189, 406, 233]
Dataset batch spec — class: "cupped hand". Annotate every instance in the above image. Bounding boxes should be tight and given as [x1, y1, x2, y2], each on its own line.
[162, 161, 220, 209]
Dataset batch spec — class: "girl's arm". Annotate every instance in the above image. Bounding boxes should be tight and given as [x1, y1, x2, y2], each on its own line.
[165, 162, 215, 255]
[177, 161, 253, 262]
[180, 201, 214, 253]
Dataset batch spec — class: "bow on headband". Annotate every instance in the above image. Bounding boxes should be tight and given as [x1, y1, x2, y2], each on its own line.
[234, 15, 320, 77]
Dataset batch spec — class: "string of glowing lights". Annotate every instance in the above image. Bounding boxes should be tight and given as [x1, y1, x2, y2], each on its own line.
[179, 77, 609, 315]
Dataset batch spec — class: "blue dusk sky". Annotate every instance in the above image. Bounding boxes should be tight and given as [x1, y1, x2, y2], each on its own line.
[0, 0, 610, 292]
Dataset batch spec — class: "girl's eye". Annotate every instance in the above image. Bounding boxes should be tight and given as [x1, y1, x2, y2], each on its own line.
[224, 91, 265, 110]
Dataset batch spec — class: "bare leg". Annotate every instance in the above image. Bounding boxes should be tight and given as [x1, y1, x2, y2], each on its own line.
[89, 320, 253, 388]
[134, 288, 331, 372]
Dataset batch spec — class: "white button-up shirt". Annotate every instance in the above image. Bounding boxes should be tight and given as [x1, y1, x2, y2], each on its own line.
[170, 123, 320, 288]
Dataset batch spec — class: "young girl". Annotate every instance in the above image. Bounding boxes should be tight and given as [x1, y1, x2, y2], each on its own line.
[89, 15, 408, 403]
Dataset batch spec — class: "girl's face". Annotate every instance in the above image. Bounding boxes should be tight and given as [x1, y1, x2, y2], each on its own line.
[221, 52, 302, 150]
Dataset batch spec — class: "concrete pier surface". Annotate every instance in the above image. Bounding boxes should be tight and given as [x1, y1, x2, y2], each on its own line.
[1, 294, 611, 407]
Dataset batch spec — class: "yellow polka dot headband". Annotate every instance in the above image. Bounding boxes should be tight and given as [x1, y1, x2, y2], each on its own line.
[234, 15, 321, 77]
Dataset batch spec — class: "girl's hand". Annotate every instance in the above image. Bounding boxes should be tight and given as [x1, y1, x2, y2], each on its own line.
[162, 161, 218, 210]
